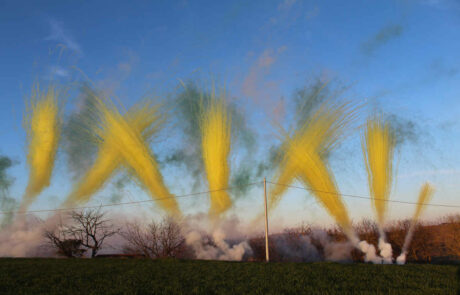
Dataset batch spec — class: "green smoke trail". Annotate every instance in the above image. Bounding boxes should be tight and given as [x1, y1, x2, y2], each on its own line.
[165, 80, 257, 197]
[0, 155, 17, 228]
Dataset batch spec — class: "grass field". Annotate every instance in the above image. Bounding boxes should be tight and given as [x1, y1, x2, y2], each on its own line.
[0, 259, 457, 294]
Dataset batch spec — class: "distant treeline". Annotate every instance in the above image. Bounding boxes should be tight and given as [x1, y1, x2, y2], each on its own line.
[249, 216, 460, 263]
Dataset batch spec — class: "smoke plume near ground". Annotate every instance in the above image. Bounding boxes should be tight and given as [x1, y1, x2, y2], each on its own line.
[182, 214, 252, 261]
[0, 214, 62, 257]
[273, 228, 354, 263]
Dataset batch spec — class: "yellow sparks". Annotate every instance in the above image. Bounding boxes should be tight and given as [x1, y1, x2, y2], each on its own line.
[362, 118, 395, 227]
[21, 85, 60, 211]
[200, 93, 232, 217]
[64, 100, 164, 207]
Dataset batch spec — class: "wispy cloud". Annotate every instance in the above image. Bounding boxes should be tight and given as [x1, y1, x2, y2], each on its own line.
[428, 59, 459, 79]
[421, 0, 460, 11]
[241, 46, 287, 120]
[277, 0, 297, 11]
[96, 49, 139, 96]
[361, 24, 404, 56]
[46, 65, 69, 80]
[45, 18, 82, 55]
[269, 0, 317, 27]
[241, 46, 286, 101]
[398, 169, 460, 179]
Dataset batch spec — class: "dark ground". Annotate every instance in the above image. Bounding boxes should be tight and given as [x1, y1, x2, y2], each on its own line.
[0, 258, 457, 294]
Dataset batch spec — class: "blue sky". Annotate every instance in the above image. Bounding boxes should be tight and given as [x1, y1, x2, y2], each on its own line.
[1, 0, 459, 227]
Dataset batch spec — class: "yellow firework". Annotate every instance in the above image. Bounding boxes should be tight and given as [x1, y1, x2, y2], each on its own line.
[93, 98, 180, 216]
[64, 100, 164, 207]
[200, 94, 232, 217]
[21, 85, 60, 211]
[362, 118, 395, 227]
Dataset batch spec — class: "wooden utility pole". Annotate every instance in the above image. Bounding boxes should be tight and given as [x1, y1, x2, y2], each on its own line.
[263, 177, 270, 262]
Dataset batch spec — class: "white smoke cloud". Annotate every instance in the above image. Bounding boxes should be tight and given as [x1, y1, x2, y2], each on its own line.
[273, 234, 321, 262]
[358, 240, 382, 264]
[396, 222, 418, 265]
[0, 214, 60, 257]
[311, 229, 354, 262]
[0, 211, 402, 264]
[378, 237, 393, 264]
[182, 214, 252, 261]
[185, 229, 251, 261]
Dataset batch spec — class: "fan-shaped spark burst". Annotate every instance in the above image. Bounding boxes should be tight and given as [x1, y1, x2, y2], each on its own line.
[93, 99, 180, 216]
[63, 100, 164, 207]
[362, 118, 395, 228]
[269, 102, 357, 211]
[200, 94, 232, 217]
[20, 85, 61, 211]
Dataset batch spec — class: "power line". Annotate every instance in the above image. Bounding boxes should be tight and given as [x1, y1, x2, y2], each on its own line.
[267, 181, 460, 208]
[2, 179, 459, 216]
[1, 181, 263, 215]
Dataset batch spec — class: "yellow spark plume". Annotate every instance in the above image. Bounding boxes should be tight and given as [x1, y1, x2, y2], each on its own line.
[269, 102, 357, 211]
[93, 99, 180, 216]
[362, 118, 395, 227]
[200, 95, 232, 217]
[20, 85, 60, 211]
[286, 133, 354, 239]
[63, 100, 164, 207]
[412, 182, 435, 223]
[399, 182, 435, 256]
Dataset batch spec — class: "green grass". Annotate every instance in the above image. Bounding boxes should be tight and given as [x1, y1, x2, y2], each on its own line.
[0, 259, 457, 294]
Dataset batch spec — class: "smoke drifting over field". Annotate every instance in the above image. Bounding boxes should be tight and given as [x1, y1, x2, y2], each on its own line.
[182, 215, 252, 261]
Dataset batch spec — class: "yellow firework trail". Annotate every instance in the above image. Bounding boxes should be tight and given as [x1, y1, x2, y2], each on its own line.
[398, 182, 435, 260]
[93, 99, 180, 216]
[200, 94, 232, 217]
[20, 85, 60, 211]
[63, 100, 164, 207]
[412, 182, 435, 223]
[287, 134, 354, 239]
[362, 118, 395, 227]
[269, 102, 357, 211]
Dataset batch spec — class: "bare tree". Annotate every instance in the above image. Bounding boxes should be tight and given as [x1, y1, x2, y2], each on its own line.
[66, 209, 119, 257]
[44, 220, 86, 258]
[122, 217, 185, 258]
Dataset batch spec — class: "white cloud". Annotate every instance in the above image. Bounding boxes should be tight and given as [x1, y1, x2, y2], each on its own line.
[52, 65, 69, 77]
[45, 19, 82, 55]
[43, 65, 69, 81]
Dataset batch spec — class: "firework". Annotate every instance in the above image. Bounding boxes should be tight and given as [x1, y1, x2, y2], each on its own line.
[200, 93, 232, 217]
[20, 85, 60, 211]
